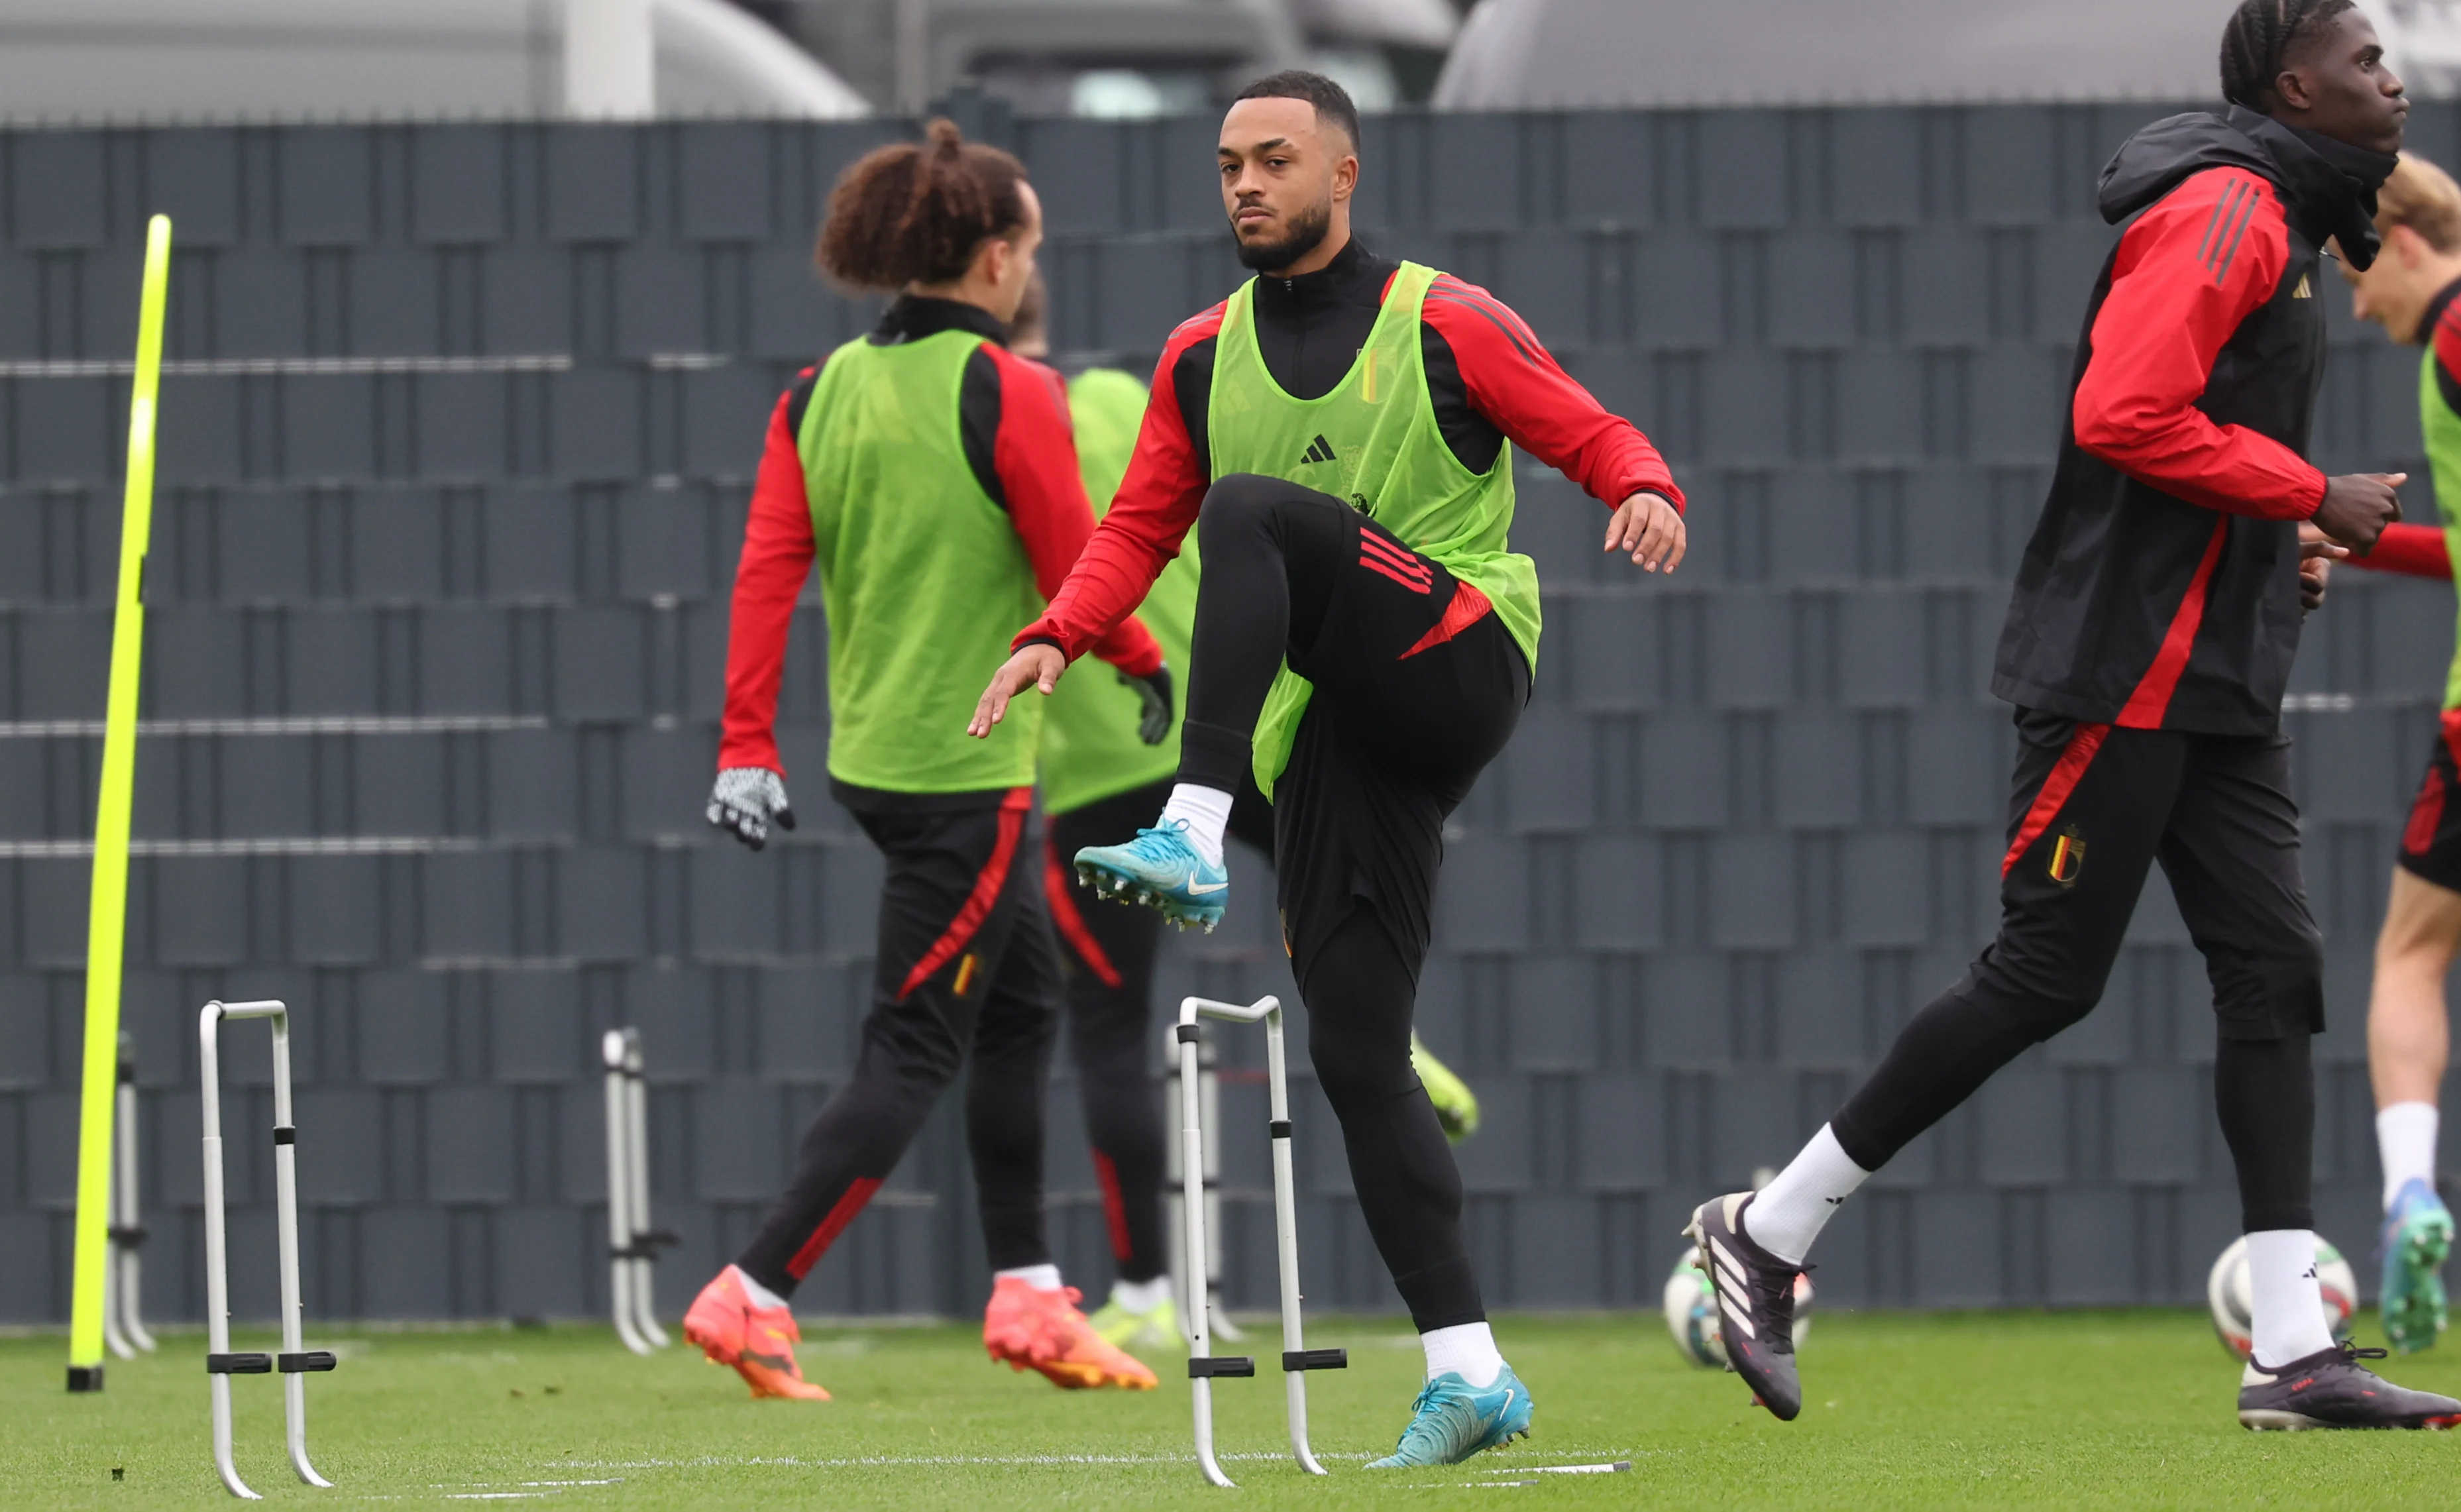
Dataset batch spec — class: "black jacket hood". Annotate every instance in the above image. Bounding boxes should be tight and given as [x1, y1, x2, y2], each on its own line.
[2097, 105, 2396, 270]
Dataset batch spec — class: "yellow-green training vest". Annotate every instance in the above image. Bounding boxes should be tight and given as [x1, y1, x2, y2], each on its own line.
[1039, 368, 1199, 815]
[1207, 260, 1539, 796]
[799, 330, 1044, 792]
[2419, 343, 2461, 710]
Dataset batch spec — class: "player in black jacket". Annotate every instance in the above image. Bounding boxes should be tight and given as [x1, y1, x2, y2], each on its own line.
[1688, 0, 2461, 1431]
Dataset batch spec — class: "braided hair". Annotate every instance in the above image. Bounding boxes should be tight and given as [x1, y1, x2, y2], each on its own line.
[2220, 0, 2357, 109]
[816, 119, 1030, 292]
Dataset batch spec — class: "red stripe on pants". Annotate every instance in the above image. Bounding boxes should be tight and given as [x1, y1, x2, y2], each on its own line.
[2002, 723, 2112, 879]
[1092, 1150, 1134, 1263]
[1401, 580, 1494, 659]
[2407, 766, 2448, 858]
[785, 1176, 881, 1280]
[2115, 518, 2226, 728]
[1360, 555, 1434, 594]
[899, 787, 1032, 1000]
[1042, 844, 1123, 989]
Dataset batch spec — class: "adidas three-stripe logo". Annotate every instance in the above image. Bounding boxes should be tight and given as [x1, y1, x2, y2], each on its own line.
[1299, 434, 1337, 465]
[1358, 531, 1433, 594]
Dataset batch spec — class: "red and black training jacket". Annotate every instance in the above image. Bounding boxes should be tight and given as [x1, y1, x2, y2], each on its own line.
[1993, 105, 2393, 734]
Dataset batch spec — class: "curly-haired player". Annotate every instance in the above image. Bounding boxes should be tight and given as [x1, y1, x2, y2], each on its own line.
[688, 120, 1167, 1401]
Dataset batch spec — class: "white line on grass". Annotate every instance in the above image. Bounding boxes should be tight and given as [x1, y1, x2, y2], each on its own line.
[563, 1452, 1380, 1470]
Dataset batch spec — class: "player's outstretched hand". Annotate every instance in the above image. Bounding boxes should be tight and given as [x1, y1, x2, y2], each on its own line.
[969, 643, 1067, 738]
[2297, 521, 2346, 614]
[2313, 472, 2403, 553]
[1606, 490, 1686, 574]
[1120, 663, 1174, 746]
[708, 767, 794, 851]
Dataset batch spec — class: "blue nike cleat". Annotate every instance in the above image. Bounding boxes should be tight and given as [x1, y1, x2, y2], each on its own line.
[1365, 1365, 1534, 1469]
[1072, 822, 1228, 932]
[2382, 1177, 2454, 1355]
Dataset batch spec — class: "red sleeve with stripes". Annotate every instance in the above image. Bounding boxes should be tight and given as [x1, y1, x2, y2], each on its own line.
[1421, 274, 1684, 512]
[982, 345, 1162, 676]
[719, 378, 818, 774]
[2347, 521, 2452, 578]
[1013, 305, 1223, 662]
[2070, 166, 2327, 520]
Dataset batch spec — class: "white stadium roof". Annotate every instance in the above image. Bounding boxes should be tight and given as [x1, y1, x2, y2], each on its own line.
[0, 0, 870, 124]
[1434, 0, 2461, 109]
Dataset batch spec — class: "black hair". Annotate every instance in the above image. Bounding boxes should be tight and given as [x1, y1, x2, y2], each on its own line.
[2220, 0, 2357, 109]
[1232, 70, 1362, 154]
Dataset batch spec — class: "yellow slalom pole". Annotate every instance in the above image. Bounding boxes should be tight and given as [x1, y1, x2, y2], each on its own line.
[67, 214, 171, 1393]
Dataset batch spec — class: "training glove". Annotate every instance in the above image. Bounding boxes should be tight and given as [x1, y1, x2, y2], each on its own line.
[1121, 664, 1174, 746]
[707, 767, 795, 851]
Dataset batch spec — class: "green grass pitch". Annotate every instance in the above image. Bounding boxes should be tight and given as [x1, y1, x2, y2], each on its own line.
[9, 1309, 2461, 1507]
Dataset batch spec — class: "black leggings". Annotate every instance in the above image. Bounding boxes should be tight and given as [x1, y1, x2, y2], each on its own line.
[1044, 775, 1284, 1289]
[1830, 713, 2323, 1232]
[1177, 474, 1527, 1330]
[734, 786, 1060, 1295]
[1047, 781, 1177, 1284]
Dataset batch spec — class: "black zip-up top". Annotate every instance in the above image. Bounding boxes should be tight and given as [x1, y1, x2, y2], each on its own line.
[1993, 106, 2395, 733]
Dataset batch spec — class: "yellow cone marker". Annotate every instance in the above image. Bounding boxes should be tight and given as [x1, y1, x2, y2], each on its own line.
[68, 213, 171, 1392]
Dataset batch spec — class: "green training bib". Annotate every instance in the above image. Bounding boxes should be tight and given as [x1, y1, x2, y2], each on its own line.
[1206, 260, 1539, 796]
[800, 331, 1044, 792]
[1039, 368, 1200, 815]
[2418, 345, 2461, 712]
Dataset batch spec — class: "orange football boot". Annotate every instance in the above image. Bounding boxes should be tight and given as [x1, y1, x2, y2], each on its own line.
[982, 1276, 1160, 1390]
[683, 1266, 831, 1401]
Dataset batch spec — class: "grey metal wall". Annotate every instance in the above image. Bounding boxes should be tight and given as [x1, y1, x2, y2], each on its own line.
[1, 103, 2453, 1326]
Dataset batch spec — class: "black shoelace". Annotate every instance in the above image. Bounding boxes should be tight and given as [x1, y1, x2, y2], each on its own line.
[1750, 1260, 1808, 1353]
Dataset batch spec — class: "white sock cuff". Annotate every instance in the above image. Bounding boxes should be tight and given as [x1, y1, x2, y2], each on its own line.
[730, 1264, 790, 1312]
[2378, 1101, 2440, 1210]
[1111, 1275, 1172, 1314]
[1743, 1124, 1873, 1267]
[1160, 783, 1233, 867]
[995, 1264, 1065, 1292]
[2244, 1229, 2335, 1370]
[1421, 1321, 1505, 1388]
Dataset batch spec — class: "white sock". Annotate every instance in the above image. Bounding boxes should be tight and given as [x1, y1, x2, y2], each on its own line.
[1743, 1124, 1873, 1266]
[1111, 1275, 1172, 1313]
[2246, 1229, 2337, 1370]
[2379, 1101, 2440, 1210]
[1421, 1322, 1505, 1387]
[995, 1264, 1065, 1292]
[730, 1264, 790, 1312]
[1158, 783, 1232, 868]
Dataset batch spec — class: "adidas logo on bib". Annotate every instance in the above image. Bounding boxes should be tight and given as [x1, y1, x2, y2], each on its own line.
[1299, 434, 1337, 465]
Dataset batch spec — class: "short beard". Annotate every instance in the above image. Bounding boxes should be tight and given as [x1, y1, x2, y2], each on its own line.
[1233, 197, 1333, 272]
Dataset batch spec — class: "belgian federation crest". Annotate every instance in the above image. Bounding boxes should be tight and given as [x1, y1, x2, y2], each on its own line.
[2048, 826, 2086, 887]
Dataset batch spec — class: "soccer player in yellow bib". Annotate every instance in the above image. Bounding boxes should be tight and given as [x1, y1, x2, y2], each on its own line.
[972, 72, 1686, 1465]
[2330, 148, 2461, 1354]
[690, 121, 1166, 1401]
[1009, 277, 1486, 1354]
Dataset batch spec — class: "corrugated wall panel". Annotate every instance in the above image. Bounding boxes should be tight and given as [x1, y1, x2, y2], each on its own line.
[0, 107, 2419, 1323]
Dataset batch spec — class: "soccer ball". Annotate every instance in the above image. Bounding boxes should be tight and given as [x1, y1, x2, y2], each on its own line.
[1663, 1250, 1813, 1368]
[2206, 1235, 2358, 1360]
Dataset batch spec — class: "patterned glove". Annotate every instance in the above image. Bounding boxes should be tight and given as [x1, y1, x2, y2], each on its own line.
[1120, 664, 1174, 747]
[707, 767, 795, 851]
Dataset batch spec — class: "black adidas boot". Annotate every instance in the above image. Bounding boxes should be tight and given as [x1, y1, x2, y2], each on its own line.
[2238, 1342, 2461, 1430]
[1684, 1193, 1804, 1421]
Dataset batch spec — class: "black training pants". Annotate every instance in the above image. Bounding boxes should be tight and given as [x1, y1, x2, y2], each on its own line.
[735, 784, 1062, 1295]
[1177, 473, 1529, 1330]
[1046, 779, 1177, 1285]
[1830, 709, 2324, 1233]
[1044, 775, 1282, 1290]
